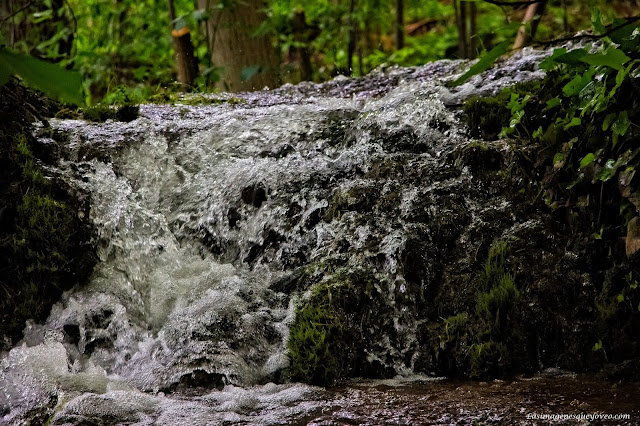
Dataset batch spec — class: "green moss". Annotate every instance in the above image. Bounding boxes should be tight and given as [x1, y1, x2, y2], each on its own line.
[463, 94, 510, 140]
[476, 273, 519, 338]
[462, 72, 566, 141]
[54, 107, 80, 120]
[323, 192, 349, 222]
[429, 240, 519, 379]
[81, 104, 115, 122]
[442, 313, 469, 342]
[81, 103, 139, 122]
[287, 268, 383, 385]
[470, 341, 509, 379]
[478, 239, 508, 291]
[323, 186, 377, 222]
[288, 286, 341, 385]
[115, 104, 140, 122]
[0, 113, 96, 345]
[161, 93, 245, 106]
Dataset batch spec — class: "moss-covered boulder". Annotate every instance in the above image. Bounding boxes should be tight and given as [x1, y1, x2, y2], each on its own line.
[288, 267, 395, 385]
[0, 81, 97, 348]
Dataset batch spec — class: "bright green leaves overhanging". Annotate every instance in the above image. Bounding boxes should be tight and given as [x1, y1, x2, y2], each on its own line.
[458, 9, 640, 251]
[450, 41, 511, 86]
[0, 47, 84, 105]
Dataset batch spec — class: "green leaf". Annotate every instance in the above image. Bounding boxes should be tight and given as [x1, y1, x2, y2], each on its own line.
[533, 126, 543, 139]
[581, 47, 631, 71]
[612, 111, 631, 137]
[580, 153, 595, 169]
[592, 340, 602, 351]
[563, 68, 595, 96]
[545, 97, 562, 110]
[553, 152, 565, 170]
[603, 113, 616, 131]
[609, 19, 640, 51]
[563, 117, 581, 130]
[539, 48, 566, 71]
[596, 159, 616, 181]
[0, 63, 11, 86]
[450, 41, 510, 86]
[617, 293, 625, 303]
[553, 48, 588, 65]
[0, 47, 83, 105]
[609, 148, 640, 176]
[590, 6, 606, 34]
[31, 9, 53, 24]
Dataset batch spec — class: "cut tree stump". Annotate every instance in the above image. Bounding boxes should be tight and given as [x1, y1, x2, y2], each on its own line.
[172, 27, 198, 86]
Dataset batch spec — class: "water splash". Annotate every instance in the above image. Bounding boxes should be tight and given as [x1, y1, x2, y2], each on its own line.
[2, 50, 557, 423]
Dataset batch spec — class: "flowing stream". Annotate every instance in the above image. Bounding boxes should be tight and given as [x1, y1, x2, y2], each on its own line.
[2, 48, 639, 425]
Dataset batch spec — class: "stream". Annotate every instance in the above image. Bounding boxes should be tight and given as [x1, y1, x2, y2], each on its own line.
[2, 47, 639, 424]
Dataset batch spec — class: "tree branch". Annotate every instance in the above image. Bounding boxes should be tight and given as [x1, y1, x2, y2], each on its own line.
[532, 14, 640, 47]
[0, 1, 34, 27]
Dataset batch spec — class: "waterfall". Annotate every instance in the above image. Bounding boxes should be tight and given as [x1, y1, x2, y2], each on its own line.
[1, 50, 550, 424]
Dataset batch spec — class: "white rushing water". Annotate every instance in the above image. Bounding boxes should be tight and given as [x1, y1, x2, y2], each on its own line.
[1, 50, 551, 424]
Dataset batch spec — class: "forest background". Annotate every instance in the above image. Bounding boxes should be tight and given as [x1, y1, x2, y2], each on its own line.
[0, 1, 639, 104]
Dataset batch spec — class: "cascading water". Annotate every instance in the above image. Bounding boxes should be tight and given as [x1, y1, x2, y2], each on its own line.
[5, 48, 636, 425]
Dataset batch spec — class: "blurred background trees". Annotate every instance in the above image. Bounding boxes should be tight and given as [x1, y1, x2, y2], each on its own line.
[1, 0, 639, 102]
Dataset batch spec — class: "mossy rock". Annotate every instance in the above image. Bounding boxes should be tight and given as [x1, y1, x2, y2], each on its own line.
[0, 82, 97, 347]
[287, 268, 391, 386]
[470, 341, 509, 380]
[426, 240, 520, 379]
[462, 72, 566, 141]
[83, 104, 140, 122]
[323, 184, 378, 222]
[463, 94, 510, 140]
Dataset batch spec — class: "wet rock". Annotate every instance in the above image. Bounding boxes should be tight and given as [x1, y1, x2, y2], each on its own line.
[241, 183, 267, 208]
[227, 207, 241, 228]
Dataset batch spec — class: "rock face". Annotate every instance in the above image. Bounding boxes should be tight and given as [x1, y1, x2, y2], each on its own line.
[1, 47, 639, 423]
[0, 81, 97, 349]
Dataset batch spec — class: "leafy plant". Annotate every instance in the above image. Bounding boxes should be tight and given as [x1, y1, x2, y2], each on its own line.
[0, 47, 83, 104]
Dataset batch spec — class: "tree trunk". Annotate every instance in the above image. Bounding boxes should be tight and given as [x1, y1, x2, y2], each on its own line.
[469, 1, 477, 59]
[293, 9, 313, 82]
[454, 0, 468, 59]
[513, 1, 547, 49]
[172, 28, 199, 86]
[168, 0, 198, 86]
[347, 0, 357, 76]
[396, 0, 404, 50]
[454, 1, 477, 59]
[198, 0, 279, 92]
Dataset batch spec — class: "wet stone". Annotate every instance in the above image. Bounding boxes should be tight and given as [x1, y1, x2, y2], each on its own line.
[241, 183, 267, 208]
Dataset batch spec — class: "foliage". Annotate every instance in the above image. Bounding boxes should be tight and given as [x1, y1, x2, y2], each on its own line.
[462, 9, 640, 376]
[468, 12, 640, 229]
[451, 41, 510, 86]
[2, 0, 635, 101]
[0, 47, 83, 104]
